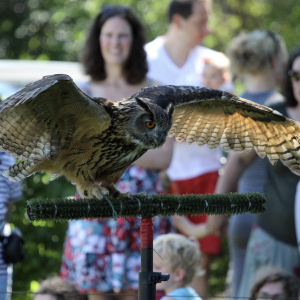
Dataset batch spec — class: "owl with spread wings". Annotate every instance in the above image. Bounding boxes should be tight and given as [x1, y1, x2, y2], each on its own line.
[0, 74, 300, 199]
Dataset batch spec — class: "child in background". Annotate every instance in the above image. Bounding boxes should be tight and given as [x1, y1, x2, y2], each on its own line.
[33, 276, 87, 300]
[170, 52, 229, 295]
[153, 233, 203, 300]
[202, 52, 231, 90]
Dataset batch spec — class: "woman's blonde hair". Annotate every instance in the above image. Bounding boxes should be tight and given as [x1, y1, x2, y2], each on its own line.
[226, 30, 287, 79]
[153, 233, 201, 285]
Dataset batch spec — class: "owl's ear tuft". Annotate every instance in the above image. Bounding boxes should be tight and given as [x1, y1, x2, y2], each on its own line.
[165, 102, 174, 117]
[136, 97, 153, 114]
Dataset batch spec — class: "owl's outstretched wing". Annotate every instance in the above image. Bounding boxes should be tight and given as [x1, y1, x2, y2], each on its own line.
[133, 85, 300, 175]
[0, 74, 112, 163]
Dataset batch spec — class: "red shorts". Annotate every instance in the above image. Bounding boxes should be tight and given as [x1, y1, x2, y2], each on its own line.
[174, 171, 221, 255]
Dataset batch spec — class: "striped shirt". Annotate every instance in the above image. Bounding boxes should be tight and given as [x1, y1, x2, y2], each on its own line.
[0, 152, 22, 276]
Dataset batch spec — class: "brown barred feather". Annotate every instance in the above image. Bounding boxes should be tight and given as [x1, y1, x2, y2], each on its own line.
[164, 87, 300, 175]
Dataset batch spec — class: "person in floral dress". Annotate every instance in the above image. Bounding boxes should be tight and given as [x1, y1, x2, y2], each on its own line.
[60, 6, 173, 300]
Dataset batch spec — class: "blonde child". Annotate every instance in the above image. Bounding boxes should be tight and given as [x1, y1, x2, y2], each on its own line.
[153, 233, 203, 300]
[202, 52, 230, 90]
[33, 276, 87, 300]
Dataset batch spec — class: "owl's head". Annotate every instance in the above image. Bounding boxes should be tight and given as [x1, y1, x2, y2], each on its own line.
[119, 97, 174, 149]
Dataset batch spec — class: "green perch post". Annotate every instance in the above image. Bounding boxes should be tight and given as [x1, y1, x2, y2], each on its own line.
[26, 191, 265, 300]
[26, 192, 265, 221]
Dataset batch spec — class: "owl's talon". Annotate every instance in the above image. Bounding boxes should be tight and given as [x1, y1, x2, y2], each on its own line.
[113, 191, 133, 199]
[125, 192, 133, 199]
[95, 187, 109, 199]
[78, 185, 109, 200]
[113, 191, 120, 198]
[113, 191, 148, 199]
[135, 191, 148, 198]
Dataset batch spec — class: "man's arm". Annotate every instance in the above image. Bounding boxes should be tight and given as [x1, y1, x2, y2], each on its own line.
[133, 138, 173, 170]
[207, 149, 257, 235]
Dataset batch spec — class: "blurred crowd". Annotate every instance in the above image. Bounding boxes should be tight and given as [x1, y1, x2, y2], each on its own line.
[1, 0, 300, 299]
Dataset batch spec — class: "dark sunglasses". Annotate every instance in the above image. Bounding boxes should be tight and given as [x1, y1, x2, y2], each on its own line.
[288, 69, 300, 82]
[102, 5, 130, 14]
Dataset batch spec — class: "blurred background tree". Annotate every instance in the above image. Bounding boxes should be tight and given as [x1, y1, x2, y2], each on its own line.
[0, 0, 299, 298]
[0, 0, 299, 62]
[10, 175, 75, 300]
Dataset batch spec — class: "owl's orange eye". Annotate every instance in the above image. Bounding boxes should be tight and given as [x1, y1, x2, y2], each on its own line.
[145, 121, 156, 129]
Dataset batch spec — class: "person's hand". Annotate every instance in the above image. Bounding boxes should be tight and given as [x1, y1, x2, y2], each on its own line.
[206, 214, 229, 236]
[172, 215, 211, 239]
[172, 215, 193, 235]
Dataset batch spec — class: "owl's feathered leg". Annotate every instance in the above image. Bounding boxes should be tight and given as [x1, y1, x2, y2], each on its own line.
[77, 183, 109, 200]
[100, 182, 143, 199]
[101, 182, 123, 198]
[77, 182, 118, 220]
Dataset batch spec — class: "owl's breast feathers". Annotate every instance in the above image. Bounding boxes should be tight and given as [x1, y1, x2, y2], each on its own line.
[53, 99, 148, 184]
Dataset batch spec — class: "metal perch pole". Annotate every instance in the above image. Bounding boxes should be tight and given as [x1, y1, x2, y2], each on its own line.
[139, 216, 170, 300]
[26, 192, 266, 300]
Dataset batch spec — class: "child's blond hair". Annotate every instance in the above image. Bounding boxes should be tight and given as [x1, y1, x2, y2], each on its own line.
[226, 30, 287, 79]
[153, 233, 201, 285]
[204, 52, 230, 76]
[34, 276, 87, 300]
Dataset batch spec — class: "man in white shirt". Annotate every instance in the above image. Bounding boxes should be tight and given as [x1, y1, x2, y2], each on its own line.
[145, 0, 221, 297]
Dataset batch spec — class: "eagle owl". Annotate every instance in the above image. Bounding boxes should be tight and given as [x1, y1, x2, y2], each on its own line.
[1, 74, 300, 199]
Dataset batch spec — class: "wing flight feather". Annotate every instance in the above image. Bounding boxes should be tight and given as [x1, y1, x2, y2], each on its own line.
[156, 86, 300, 175]
[0, 74, 112, 164]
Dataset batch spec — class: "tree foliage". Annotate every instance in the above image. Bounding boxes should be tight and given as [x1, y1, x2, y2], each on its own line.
[10, 175, 75, 300]
[1, 0, 299, 299]
[210, 0, 300, 52]
[0, 0, 299, 64]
